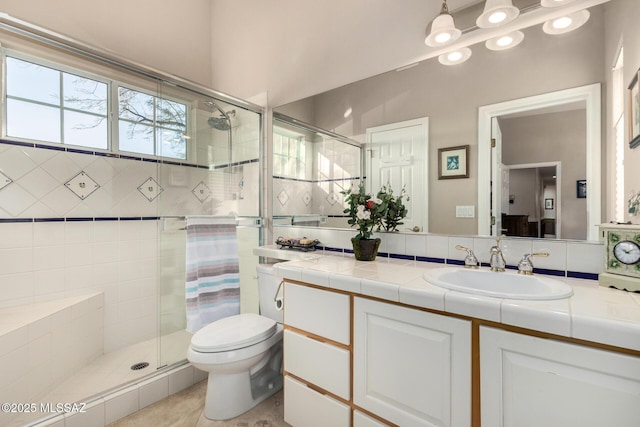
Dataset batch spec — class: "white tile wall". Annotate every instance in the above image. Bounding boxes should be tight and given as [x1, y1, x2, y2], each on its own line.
[273, 225, 604, 277]
[0, 293, 103, 427]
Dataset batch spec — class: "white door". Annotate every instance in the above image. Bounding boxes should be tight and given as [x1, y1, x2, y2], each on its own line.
[366, 118, 428, 232]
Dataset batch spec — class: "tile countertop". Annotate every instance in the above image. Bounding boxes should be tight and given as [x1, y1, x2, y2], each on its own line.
[270, 253, 640, 353]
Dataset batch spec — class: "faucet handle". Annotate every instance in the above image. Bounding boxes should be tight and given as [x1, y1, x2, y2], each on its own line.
[455, 245, 479, 269]
[517, 252, 549, 275]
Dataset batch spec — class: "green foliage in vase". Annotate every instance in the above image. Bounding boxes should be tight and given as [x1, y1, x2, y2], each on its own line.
[376, 185, 410, 232]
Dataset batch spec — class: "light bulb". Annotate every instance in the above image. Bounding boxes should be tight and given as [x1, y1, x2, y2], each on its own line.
[448, 51, 463, 61]
[553, 16, 573, 29]
[489, 11, 507, 24]
[496, 36, 513, 47]
[435, 32, 452, 44]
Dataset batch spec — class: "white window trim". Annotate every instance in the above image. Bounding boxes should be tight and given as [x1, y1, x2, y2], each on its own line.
[2, 48, 192, 162]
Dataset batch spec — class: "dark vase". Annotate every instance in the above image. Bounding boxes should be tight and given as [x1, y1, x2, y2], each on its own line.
[351, 237, 381, 261]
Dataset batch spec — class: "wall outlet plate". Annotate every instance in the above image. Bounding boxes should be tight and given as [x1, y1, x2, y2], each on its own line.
[456, 205, 475, 218]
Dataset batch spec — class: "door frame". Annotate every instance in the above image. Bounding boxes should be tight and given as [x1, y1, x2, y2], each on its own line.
[477, 83, 601, 240]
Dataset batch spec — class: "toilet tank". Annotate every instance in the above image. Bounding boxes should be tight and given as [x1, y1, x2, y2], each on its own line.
[257, 264, 283, 323]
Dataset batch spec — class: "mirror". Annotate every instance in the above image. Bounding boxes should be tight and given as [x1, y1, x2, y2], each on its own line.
[478, 83, 601, 241]
[274, 1, 619, 241]
[272, 113, 363, 229]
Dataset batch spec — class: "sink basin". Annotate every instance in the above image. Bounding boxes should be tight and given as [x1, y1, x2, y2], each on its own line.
[422, 267, 573, 300]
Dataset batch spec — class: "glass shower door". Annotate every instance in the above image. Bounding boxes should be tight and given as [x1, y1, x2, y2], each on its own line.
[156, 84, 263, 369]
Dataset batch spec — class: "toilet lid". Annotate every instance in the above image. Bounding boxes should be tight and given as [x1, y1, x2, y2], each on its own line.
[190, 313, 277, 352]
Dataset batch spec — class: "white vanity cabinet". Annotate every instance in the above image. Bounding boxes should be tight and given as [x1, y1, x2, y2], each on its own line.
[353, 297, 472, 427]
[283, 282, 352, 427]
[480, 326, 640, 427]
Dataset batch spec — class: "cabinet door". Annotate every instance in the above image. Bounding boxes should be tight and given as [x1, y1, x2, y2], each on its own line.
[481, 326, 640, 427]
[353, 297, 471, 427]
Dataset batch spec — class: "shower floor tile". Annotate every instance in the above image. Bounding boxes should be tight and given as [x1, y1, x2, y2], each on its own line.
[13, 330, 192, 426]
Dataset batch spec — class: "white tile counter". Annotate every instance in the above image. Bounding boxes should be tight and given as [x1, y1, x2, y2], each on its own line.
[273, 253, 640, 352]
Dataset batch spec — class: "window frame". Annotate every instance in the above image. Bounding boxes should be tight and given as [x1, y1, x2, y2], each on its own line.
[2, 49, 192, 162]
[114, 83, 190, 161]
[273, 126, 307, 180]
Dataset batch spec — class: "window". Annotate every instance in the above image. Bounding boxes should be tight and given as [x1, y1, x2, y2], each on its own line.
[118, 87, 188, 159]
[612, 47, 624, 221]
[4, 52, 189, 160]
[273, 128, 307, 179]
[6, 56, 108, 148]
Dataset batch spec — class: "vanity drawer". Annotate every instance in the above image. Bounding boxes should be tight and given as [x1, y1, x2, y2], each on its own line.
[284, 375, 351, 427]
[284, 282, 350, 345]
[284, 329, 350, 399]
[354, 410, 391, 427]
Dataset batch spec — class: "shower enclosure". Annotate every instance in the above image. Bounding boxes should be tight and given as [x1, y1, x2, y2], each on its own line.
[0, 16, 263, 426]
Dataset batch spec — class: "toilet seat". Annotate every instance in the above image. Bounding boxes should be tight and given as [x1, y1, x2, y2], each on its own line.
[190, 313, 277, 353]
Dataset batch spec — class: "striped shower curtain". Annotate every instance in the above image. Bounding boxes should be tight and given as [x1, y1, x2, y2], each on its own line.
[185, 216, 240, 333]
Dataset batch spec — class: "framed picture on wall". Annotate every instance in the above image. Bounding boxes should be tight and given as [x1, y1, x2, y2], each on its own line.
[577, 180, 587, 199]
[629, 69, 640, 149]
[545, 198, 554, 209]
[438, 145, 469, 179]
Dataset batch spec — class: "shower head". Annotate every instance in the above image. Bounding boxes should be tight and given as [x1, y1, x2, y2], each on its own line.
[204, 100, 235, 131]
[208, 116, 231, 131]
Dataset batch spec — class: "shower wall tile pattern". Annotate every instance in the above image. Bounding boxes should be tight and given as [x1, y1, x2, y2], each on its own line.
[0, 143, 258, 219]
[0, 139, 261, 357]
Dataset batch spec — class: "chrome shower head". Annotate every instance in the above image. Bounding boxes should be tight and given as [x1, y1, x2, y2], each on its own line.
[204, 100, 234, 131]
[207, 116, 231, 131]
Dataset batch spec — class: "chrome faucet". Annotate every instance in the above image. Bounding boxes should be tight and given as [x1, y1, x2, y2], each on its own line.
[517, 252, 549, 275]
[489, 237, 506, 272]
[455, 245, 478, 269]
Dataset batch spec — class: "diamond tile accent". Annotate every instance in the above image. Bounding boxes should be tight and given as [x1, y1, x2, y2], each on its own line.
[137, 177, 164, 202]
[192, 181, 211, 203]
[65, 171, 100, 200]
[0, 171, 13, 190]
[302, 191, 312, 206]
[326, 191, 339, 206]
[277, 188, 289, 206]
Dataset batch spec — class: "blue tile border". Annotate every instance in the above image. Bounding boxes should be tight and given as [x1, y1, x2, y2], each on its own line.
[567, 271, 599, 280]
[390, 253, 415, 261]
[0, 139, 258, 171]
[417, 256, 446, 264]
[273, 175, 363, 184]
[534, 267, 567, 277]
[0, 216, 161, 223]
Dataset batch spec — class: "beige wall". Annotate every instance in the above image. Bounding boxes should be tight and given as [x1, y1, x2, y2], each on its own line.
[0, 0, 213, 86]
[280, 5, 608, 235]
[603, 0, 640, 223]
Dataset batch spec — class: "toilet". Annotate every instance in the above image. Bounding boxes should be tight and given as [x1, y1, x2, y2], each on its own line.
[187, 264, 284, 420]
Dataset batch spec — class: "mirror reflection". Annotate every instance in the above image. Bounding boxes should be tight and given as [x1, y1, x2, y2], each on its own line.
[272, 113, 362, 229]
[273, 0, 625, 241]
[494, 105, 586, 240]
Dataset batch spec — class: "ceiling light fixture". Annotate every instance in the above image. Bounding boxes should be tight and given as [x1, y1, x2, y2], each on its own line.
[438, 47, 472, 66]
[542, 9, 590, 34]
[425, 0, 461, 47]
[476, 0, 520, 29]
[540, 0, 577, 7]
[485, 30, 524, 51]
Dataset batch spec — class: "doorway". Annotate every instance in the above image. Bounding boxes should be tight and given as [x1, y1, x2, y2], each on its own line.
[501, 162, 561, 238]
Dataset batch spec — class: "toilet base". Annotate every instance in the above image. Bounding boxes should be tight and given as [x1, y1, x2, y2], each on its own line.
[203, 343, 283, 420]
